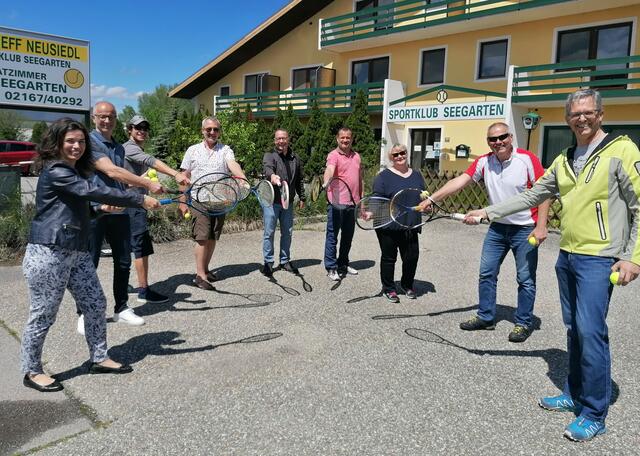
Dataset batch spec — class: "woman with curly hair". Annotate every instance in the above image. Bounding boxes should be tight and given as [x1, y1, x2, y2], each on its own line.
[21, 117, 159, 392]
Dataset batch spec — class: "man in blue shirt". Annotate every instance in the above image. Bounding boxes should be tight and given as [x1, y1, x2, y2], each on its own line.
[76, 101, 163, 335]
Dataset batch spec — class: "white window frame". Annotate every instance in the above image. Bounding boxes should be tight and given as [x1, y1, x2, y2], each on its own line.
[348, 53, 392, 85]
[417, 45, 447, 88]
[243, 70, 270, 94]
[475, 35, 511, 83]
[551, 17, 637, 65]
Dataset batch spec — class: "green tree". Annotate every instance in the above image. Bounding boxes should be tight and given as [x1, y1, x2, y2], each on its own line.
[281, 104, 305, 155]
[30, 121, 48, 145]
[296, 101, 326, 174]
[345, 89, 379, 170]
[0, 110, 23, 140]
[254, 118, 274, 176]
[306, 113, 342, 178]
[217, 106, 259, 177]
[119, 105, 136, 125]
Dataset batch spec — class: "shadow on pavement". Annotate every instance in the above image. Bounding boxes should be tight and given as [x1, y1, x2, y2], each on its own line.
[404, 327, 620, 405]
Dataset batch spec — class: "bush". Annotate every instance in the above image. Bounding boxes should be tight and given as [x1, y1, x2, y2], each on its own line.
[0, 192, 34, 262]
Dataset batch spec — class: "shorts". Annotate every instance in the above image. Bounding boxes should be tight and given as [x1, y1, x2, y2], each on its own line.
[192, 212, 225, 241]
[128, 208, 154, 258]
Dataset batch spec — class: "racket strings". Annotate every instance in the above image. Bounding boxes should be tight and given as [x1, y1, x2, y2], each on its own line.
[255, 180, 275, 206]
[193, 181, 237, 210]
[357, 198, 391, 228]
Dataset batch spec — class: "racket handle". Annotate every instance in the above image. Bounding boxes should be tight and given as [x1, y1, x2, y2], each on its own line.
[159, 198, 173, 205]
[452, 213, 482, 223]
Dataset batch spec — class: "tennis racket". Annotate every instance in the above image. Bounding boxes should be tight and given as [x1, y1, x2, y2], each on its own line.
[322, 176, 356, 210]
[232, 176, 275, 207]
[159, 172, 239, 216]
[279, 180, 290, 209]
[355, 196, 392, 230]
[390, 188, 481, 229]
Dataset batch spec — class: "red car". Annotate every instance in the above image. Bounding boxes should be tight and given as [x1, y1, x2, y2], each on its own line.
[0, 140, 38, 175]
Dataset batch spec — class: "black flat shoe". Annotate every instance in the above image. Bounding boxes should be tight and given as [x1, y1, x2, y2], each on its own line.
[23, 374, 64, 392]
[89, 363, 133, 374]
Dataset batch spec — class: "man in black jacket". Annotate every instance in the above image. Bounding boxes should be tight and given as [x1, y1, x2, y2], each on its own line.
[261, 128, 305, 276]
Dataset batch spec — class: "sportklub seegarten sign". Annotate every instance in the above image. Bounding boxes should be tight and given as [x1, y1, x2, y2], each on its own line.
[387, 101, 505, 122]
[0, 27, 90, 111]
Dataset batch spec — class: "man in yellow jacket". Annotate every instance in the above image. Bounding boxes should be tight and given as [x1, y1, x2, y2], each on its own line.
[467, 89, 640, 442]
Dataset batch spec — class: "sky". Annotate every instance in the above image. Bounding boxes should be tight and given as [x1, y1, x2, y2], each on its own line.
[1, 0, 290, 113]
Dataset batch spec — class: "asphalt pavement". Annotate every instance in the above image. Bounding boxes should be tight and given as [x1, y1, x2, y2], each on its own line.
[1, 221, 639, 455]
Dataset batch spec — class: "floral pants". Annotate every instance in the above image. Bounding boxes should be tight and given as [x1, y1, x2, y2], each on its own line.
[21, 244, 109, 374]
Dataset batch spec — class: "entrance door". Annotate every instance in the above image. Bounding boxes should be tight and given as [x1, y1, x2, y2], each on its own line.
[410, 128, 441, 171]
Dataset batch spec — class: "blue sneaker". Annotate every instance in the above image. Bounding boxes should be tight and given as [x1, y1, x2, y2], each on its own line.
[564, 417, 606, 442]
[538, 393, 578, 413]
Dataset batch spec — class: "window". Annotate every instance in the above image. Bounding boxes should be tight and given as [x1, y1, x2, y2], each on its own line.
[355, 0, 393, 29]
[351, 57, 389, 84]
[541, 124, 640, 167]
[293, 68, 318, 90]
[556, 22, 632, 85]
[244, 73, 267, 94]
[420, 48, 445, 85]
[557, 23, 632, 63]
[478, 39, 508, 79]
[219, 86, 229, 96]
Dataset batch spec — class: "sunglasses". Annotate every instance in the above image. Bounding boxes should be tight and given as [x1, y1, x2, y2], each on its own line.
[391, 151, 407, 158]
[487, 133, 510, 143]
[133, 124, 149, 132]
[204, 127, 220, 133]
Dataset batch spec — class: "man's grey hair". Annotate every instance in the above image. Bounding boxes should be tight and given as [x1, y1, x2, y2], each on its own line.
[201, 116, 221, 128]
[565, 89, 602, 116]
[487, 121, 510, 134]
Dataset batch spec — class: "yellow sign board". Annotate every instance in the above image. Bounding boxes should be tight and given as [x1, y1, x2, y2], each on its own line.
[0, 27, 90, 111]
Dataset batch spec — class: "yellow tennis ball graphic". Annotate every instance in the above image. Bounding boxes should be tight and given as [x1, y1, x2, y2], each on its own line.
[64, 69, 84, 89]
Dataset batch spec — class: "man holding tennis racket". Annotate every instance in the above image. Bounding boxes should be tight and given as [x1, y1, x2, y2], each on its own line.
[323, 127, 363, 281]
[77, 101, 166, 334]
[180, 117, 247, 290]
[467, 89, 640, 441]
[260, 128, 305, 277]
[419, 122, 550, 343]
[123, 115, 190, 305]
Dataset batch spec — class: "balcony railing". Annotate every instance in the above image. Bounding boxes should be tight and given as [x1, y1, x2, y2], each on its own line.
[320, 0, 572, 47]
[511, 55, 640, 103]
[214, 82, 385, 117]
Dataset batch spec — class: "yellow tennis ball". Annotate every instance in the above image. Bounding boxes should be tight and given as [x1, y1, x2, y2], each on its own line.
[528, 236, 539, 247]
[147, 169, 157, 178]
[63, 69, 85, 89]
[420, 190, 430, 200]
[610, 271, 620, 285]
[184, 212, 191, 220]
[150, 177, 159, 182]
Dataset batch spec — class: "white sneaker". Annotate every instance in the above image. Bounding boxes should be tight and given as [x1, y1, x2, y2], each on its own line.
[113, 308, 145, 326]
[346, 266, 359, 275]
[327, 269, 340, 281]
[77, 315, 85, 336]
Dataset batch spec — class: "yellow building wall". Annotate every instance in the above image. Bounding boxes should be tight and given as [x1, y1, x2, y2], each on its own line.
[192, 0, 640, 171]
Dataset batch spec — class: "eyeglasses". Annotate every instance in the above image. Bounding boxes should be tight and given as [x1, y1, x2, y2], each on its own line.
[391, 151, 407, 158]
[94, 114, 116, 121]
[487, 133, 510, 143]
[204, 127, 220, 133]
[568, 110, 599, 120]
[133, 125, 149, 132]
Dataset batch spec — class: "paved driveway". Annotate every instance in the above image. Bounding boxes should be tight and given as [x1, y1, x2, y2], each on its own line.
[1, 221, 638, 455]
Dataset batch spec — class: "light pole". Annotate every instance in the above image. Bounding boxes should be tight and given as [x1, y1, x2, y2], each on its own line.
[522, 111, 541, 150]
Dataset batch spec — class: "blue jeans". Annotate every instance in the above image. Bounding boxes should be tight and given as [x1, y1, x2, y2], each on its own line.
[262, 203, 294, 265]
[555, 251, 615, 422]
[477, 222, 537, 327]
[324, 205, 355, 272]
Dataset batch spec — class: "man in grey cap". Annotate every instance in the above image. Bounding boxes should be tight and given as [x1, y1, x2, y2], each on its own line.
[124, 115, 190, 307]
